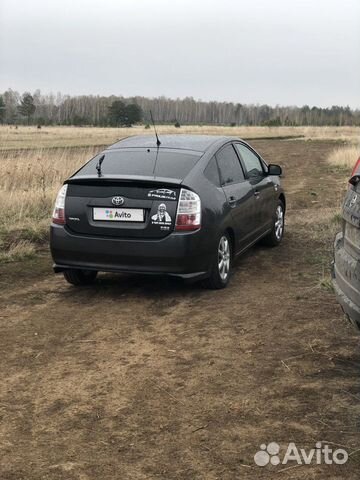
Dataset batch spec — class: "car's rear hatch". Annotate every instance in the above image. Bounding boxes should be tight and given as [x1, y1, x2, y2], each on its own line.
[64, 147, 202, 239]
[65, 176, 182, 239]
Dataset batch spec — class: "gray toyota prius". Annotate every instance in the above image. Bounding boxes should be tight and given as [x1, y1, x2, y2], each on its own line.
[50, 135, 285, 289]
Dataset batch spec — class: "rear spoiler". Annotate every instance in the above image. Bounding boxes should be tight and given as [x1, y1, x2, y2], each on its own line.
[65, 174, 183, 187]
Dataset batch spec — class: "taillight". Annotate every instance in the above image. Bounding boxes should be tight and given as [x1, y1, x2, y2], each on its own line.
[52, 184, 68, 225]
[175, 188, 201, 231]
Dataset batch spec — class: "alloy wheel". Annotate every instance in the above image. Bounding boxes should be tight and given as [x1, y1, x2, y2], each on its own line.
[218, 236, 230, 281]
[275, 205, 284, 240]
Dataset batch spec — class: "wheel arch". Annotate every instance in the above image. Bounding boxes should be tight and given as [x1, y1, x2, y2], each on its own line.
[225, 226, 235, 253]
[279, 193, 286, 212]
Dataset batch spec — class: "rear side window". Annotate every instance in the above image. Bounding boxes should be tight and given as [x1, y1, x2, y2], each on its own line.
[204, 157, 220, 187]
[234, 143, 264, 177]
[216, 145, 244, 186]
[75, 149, 201, 179]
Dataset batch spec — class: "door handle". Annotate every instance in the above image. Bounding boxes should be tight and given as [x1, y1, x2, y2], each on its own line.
[228, 196, 237, 207]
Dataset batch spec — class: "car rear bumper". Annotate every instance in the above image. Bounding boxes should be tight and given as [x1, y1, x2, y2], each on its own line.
[332, 231, 360, 330]
[50, 224, 212, 279]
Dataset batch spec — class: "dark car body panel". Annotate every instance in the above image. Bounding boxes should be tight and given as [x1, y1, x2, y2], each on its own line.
[333, 183, 360, 329]
[221, 179, 257, 249]
[51, 135, 285, 280]
[51, 225, 212, 278]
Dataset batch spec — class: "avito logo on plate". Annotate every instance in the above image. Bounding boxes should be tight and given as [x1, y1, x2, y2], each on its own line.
[105, 209, 131, 220]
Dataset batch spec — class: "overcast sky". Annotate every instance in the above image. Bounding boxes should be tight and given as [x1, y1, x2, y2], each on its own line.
[0, 0, 359, 108]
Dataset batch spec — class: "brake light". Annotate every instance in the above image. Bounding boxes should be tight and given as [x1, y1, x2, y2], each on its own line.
[52, 184, 68, 225]
[175, 188, 201, 231]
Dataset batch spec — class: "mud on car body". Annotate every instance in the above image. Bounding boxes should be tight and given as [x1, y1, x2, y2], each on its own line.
[50, 135, 286, 289]
[333, 157, 360, 329]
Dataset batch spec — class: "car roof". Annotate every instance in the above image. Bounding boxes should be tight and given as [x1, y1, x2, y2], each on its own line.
[107, 134, 236, 153]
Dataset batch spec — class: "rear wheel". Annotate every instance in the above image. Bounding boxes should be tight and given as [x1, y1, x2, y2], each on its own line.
[63, 269, 98, 286]
[203, 233, 232, 289]
[262, 200, 285, 247]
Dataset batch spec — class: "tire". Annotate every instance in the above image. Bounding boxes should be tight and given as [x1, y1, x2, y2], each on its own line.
[203, 232, 232, 289]
[63, 269, 98, 286]
[262, 200, 285, 247]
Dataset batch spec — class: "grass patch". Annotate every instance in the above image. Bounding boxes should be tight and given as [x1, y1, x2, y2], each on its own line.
[327, 145, 360, 171]
[0, 146, 96, 262]
[319, 275, 334, 293]
[1, 223, 49, 248]
[0, 240, 36, 263]
[332, 212, 342, 224]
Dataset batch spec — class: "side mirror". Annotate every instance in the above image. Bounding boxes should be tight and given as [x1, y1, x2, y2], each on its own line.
[268, 164, 282, 176]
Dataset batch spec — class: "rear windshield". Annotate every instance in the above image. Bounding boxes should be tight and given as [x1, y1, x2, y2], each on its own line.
[75, 149, 202, 179]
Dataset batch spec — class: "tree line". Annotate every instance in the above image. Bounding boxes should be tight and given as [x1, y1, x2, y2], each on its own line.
[0, 89, 359, 127]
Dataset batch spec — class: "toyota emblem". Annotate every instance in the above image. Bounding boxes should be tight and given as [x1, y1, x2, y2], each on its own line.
[112, 196, 125, 206]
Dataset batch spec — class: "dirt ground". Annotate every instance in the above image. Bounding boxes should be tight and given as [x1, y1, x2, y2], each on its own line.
[1, 139, 360, 480]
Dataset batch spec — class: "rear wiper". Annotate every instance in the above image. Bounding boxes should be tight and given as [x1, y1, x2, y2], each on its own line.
[96, 154, 105, 177]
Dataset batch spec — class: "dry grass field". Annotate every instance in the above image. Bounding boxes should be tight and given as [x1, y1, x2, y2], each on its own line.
[1, 124, 359, 151]
[1, 126, 360, 479]
[327, 145, 360, 169]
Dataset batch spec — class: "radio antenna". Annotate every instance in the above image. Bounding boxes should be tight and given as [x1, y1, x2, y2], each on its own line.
[150, 110, 161, 147]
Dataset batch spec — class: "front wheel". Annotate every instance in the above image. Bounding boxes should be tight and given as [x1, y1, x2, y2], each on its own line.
[63, 269, 98, 286]
[262, 200, 285, 247]
[203, 233, 232, 289]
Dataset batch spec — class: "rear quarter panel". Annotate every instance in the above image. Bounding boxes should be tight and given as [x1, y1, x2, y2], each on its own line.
[184, 162, 233, 255]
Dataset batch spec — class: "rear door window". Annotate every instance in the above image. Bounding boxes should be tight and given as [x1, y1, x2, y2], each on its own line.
[216, 144, 245, 186]
[234, 144, 264, 178]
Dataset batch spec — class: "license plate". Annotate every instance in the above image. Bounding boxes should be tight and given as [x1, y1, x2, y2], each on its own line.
[93, 207, 144, 222]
